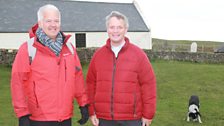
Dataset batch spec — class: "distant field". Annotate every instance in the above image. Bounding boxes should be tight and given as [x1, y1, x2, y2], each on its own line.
[152, 38, 224, 52]
[1, 60, 224, 126]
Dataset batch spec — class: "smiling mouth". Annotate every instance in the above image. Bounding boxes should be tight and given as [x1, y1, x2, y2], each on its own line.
[49, 28, 57, 31]
[112, 34, 120, 37]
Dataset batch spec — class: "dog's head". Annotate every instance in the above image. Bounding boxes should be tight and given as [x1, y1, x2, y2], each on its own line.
[188, 105, 201, 120]
[189, 111, 198, 119]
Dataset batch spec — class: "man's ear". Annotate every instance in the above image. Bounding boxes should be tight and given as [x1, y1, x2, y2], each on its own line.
[125, 27, 128, 34]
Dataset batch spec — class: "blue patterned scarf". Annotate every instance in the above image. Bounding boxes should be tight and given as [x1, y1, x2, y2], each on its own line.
[36, 28, 63, 56]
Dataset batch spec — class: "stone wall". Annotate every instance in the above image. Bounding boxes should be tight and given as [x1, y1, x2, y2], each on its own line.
[144, 50, 224, 63]
[0, 49, 17, 66]
[1, 48, 224, 66]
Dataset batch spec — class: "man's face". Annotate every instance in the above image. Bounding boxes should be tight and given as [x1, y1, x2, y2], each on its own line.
[38, 9, 60, 41]
[107, 17, 127, 46]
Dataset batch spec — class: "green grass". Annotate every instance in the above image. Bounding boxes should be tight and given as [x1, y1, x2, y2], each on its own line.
[1, 60, 224, 126]
[152, 60, 224, 126]
[0, 65, 18, 125]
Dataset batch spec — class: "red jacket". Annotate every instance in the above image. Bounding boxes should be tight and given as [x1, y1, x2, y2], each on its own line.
[87, 37, 156, 120]
[11, 24, 88, 121]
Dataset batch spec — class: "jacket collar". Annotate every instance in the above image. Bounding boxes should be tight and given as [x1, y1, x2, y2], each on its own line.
[106, 37, 130, 52]
[28, 23, 71, 44]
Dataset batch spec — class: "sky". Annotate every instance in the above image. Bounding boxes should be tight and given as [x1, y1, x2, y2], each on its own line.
[73, 0, 224, 42]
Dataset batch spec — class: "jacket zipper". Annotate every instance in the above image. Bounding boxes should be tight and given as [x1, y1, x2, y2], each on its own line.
[64, 59, 67, 82]
[111, 57, 116, 119]
[33, 81, 39, 108]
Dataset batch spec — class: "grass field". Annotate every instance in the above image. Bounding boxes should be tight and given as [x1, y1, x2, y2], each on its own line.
[0, 60, 224, 126]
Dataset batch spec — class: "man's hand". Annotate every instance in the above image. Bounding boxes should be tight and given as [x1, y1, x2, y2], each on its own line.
[90, 114, 99, 126]
[19, 115, 30, 126]
[142, 117, 152, 126]
[77, 105, 89, 125]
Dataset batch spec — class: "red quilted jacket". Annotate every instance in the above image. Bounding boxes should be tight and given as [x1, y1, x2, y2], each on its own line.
[87, 37, 156, 120]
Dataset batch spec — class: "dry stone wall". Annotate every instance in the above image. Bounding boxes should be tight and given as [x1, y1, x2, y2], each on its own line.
[1, 48, 224, 66]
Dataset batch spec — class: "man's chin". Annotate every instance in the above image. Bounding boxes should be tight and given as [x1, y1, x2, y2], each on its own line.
[111, 38, 122, 42]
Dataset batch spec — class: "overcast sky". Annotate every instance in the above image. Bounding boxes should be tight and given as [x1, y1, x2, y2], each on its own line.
[74, 0, 224, 42]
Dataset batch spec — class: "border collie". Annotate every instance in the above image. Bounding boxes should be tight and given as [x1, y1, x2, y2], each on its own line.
[187, 95, 202, 123]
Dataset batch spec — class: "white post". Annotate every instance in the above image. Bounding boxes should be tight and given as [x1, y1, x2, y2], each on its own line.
[190, 42, 197, 53]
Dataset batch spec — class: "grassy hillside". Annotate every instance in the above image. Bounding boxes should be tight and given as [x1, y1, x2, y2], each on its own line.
[1, 60, 224, 126]
[152, 38, 224, 52]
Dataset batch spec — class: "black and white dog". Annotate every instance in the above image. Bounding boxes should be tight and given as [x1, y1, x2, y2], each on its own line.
[187, 95, 202, 123]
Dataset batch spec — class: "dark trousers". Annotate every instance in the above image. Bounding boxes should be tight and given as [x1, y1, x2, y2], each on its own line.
[99, 119, 141, 126]
[30, 118, 71, 126]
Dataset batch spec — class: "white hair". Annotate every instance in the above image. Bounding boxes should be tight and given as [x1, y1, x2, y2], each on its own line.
[37, 4, 61, 21]
[105, 11, 129, 28]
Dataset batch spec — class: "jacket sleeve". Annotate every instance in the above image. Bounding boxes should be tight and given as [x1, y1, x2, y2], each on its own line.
[11, 43, 31, 118]
[138, 53, 156, 120]
[73, 50, 89, 107]
[86, 55, 97, 116]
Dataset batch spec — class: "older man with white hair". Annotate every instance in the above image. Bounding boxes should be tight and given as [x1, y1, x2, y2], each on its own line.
[11, 4, 89, 126]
